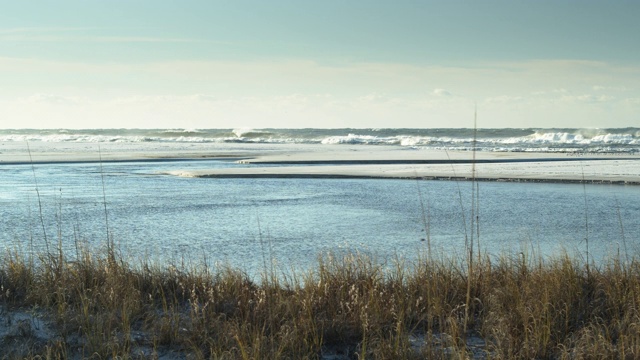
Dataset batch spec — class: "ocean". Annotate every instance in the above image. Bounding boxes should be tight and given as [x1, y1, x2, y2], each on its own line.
[1, 128, 639, 277]
[1, 127, 639, 153]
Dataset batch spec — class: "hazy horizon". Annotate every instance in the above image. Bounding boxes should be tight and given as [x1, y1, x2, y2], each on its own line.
[2, 1, 639, 129]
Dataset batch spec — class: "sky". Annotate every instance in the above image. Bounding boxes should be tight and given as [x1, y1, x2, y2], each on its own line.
[1, 0, 639, 129]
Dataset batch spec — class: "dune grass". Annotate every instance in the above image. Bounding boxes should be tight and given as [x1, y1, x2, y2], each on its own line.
[0, 245, 639, 359]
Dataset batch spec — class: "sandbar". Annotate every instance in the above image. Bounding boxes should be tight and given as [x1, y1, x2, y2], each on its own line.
[165, 145, 640, 185]
[2, 142, 639, 184]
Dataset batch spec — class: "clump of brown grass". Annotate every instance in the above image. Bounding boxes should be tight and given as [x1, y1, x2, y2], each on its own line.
[0, 245, 639, 359]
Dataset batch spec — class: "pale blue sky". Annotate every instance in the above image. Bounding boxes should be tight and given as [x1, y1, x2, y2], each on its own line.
[1, 1, 639, 128]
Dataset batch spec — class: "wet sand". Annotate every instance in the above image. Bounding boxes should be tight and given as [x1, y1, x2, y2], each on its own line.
[2, 142, 639, 184]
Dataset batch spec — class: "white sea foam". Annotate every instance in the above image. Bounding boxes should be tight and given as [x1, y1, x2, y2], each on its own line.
[232, 128, 252, 137]
[232, 128, 273, 138]
[321, 134, 396, 145]
[0, 128, 637, 153]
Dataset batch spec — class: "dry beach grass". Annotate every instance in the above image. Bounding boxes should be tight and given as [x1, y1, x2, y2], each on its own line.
[0, 246, 639, 359]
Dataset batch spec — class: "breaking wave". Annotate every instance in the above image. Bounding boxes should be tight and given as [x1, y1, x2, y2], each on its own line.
[0, 128, 638, 153]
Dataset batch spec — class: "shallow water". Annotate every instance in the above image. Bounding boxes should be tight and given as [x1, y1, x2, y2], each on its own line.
[1, 159, 639, 277]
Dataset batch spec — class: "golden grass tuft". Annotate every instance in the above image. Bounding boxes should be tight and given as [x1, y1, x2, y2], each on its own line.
[0, 246, 639, 359]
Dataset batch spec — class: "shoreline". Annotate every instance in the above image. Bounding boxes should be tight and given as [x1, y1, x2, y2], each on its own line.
[0, 155, 250, 166]
[2, 141, 639, 185]
[172, 173, 640, 186]
[170, 155, 640, 185]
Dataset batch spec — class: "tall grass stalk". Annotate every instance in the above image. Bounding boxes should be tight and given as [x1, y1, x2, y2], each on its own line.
[464, 107, 480, 336]
[415, 176, 431, 259]
[472, 106, 481, 261]
[615, 196, 629, 264]
[581, 163, 590, 277]
[98, 145, 113, 261]
[444, 149, 470, 247]
[26, 141, 50, 255]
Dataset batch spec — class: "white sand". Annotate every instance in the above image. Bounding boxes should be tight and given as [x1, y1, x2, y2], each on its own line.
[165, 145, 640, 184]
[2, 142, 639, 184]
[169, 160, 640, 184]
[0, 141, 290, 163]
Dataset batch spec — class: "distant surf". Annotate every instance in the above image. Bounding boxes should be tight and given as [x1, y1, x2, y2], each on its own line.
[1, 128, 638, 154]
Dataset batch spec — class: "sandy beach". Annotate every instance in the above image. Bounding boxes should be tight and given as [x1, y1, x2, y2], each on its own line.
[170, 147, 640, 184]
[0, 141, 260, 164]
[2, 141, 639, 184]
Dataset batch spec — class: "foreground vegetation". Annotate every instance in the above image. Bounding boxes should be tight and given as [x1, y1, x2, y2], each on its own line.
[0, 246, 639, 359]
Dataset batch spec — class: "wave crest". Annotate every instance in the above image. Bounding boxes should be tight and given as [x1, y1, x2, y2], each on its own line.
[0, 128, 637, 153]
